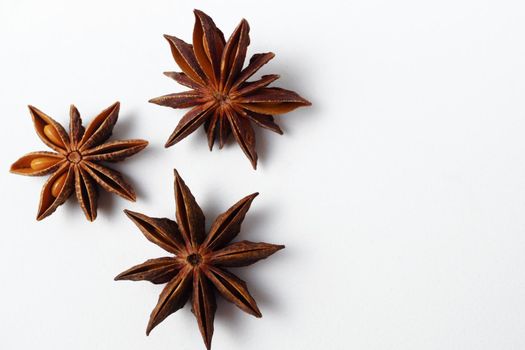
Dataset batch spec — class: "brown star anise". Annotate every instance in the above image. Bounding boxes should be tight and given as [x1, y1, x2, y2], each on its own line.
[115, 169, 284, 349]
[10, 102, 148, 221]
[149, 9, 311, 169]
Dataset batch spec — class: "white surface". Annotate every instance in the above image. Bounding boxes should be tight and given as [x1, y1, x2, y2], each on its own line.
[1, 0, 525, 349]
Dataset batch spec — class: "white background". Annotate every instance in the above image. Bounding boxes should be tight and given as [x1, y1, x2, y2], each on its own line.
[1, 0, 524, 349]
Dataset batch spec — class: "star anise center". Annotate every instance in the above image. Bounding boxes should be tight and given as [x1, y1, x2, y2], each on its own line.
[212, 90, 231, 106]
[67, 150, 82, 164]
[186, 253, 203, 266]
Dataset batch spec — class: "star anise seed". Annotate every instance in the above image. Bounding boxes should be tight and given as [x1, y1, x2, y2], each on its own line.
[10, 102, 148, 221]
[115, 169, 284, 349]
[149, 9, 311, 169]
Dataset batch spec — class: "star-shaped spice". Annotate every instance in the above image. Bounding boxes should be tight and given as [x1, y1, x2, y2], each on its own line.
[10, 102, 148, 221]
[149, 9, 311, 169]
[115, 169, 284, 349]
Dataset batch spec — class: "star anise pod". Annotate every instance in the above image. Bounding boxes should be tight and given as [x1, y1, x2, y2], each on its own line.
[149, 9, 311, 169]
[10, 102, 148, 221]
[115, 169, 284, 349]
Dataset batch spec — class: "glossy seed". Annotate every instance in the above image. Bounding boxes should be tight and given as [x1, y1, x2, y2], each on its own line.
[30, 157, 58, 170]
[51, 172, 68, 197]
[43, 124, 65, 147]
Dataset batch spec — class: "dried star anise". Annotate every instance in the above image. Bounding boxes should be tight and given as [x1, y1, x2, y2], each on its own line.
[10, 102, 148, 221]
[115, 169, 284, 349]
[149, 9, 311, 169]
